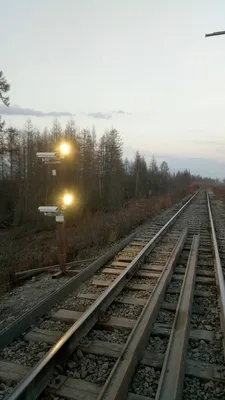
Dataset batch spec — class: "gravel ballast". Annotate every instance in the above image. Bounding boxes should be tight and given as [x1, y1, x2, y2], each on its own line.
[0, 194, 192, 333]
[183, 376, 225, 400]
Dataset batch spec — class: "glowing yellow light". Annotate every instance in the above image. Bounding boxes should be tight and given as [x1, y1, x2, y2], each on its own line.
[63, 194, 73, 206]
[60, 143, 70, 155]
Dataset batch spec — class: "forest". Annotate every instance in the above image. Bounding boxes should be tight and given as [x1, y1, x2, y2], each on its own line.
[0, 70, 218, 291]
[0, 117, 218, 229]
[0, 70, 218, 230]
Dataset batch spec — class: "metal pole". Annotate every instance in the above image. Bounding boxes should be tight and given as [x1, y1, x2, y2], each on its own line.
[54, 164, 67, 272]
[205, 30, 225, 37]
[57, 219, 66, 271]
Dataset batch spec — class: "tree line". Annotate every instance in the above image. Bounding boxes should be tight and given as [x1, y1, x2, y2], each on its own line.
[0, 70, 217, 228]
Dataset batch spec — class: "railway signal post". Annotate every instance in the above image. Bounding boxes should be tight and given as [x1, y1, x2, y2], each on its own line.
[37, 144, 73, 274]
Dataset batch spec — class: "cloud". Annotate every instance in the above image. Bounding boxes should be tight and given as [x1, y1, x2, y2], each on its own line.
[192, 139, 225, 146]
[113, 110, 131, 115]
[0, 106, 131, 120]
[86, 112, 112, 120]
[0, 104, 75, 117]
[83, 110, 132, 119]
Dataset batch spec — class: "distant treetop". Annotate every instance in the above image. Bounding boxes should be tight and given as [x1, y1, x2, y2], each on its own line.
[0, 70, 10, 107]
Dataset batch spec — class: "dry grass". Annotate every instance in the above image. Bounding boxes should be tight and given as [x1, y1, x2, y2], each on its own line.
[212, 186, 225, 201]
[0, 192, 184, 293]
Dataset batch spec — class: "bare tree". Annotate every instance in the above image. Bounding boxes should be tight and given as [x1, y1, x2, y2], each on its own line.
[0, 115, 217, 228]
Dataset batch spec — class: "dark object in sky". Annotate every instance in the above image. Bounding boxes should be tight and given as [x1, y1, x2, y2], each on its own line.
[205, 30, 225, 37]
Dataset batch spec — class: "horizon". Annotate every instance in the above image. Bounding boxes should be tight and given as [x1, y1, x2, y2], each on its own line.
[1, 113, 224, 180]
[1, 1, 225, 178]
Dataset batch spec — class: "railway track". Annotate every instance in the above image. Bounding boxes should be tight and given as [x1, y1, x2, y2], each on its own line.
[0, 189, 225, 399]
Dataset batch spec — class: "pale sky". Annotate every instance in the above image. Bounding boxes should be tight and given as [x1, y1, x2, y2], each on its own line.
[1, 0, 225, 177]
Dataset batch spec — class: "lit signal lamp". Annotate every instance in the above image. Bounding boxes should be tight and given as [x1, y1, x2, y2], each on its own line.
[36, 142, 71, 164]
[63, 193, 73, 206]
[59, 143, 70, 156]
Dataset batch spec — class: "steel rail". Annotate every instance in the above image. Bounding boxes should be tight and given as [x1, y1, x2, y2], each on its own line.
[97, 228, 188, 400]
[6, 191, 198, 400]
[207, 192, 225, 334]
[0, 232, 136, 350]
[155, 234, 200, 400]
